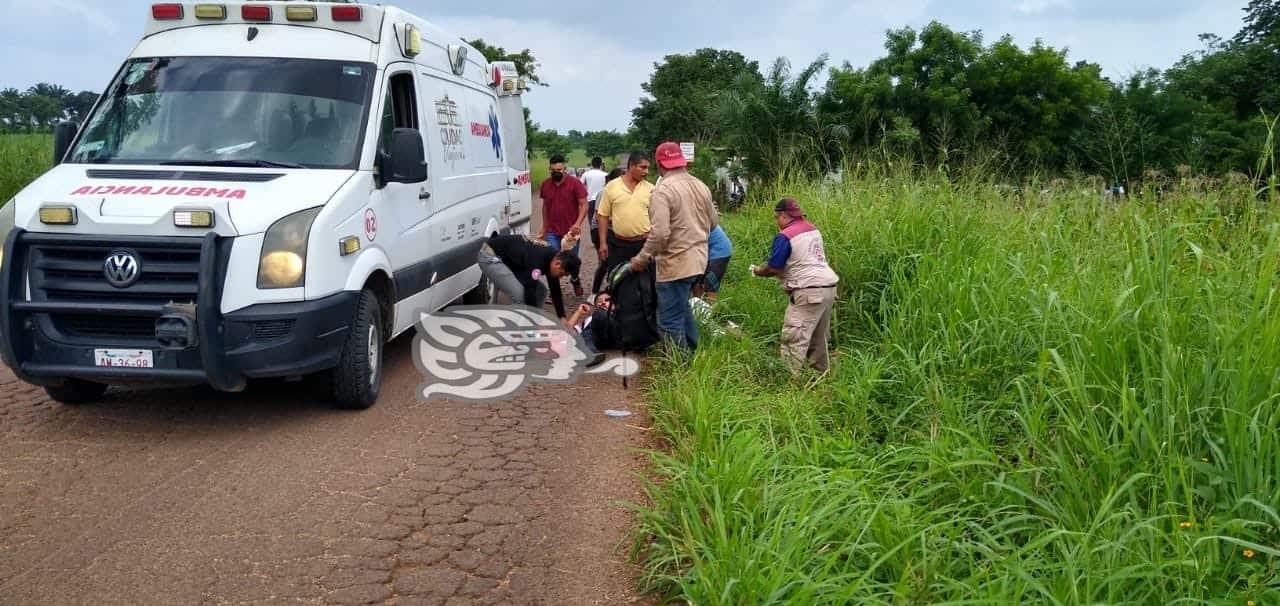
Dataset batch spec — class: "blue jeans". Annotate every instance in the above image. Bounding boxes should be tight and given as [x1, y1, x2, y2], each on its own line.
[656, 276, 699, 351]
[544, 232, 581, 286]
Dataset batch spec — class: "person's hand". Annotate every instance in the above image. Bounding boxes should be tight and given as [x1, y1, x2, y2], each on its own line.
[577, 303, 592, 316]
[598, 244, 609, 261]
[569, 225, 582, 237]
[534, 231, 545, 241]
[629, 258, 647, 273]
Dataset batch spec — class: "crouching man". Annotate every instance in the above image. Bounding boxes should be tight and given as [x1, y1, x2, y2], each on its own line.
[477, 234, 581, 323]
[751, 198, 840, 374]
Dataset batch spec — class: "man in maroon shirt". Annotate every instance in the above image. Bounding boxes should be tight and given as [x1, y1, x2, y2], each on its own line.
[536, 154, 589, 296]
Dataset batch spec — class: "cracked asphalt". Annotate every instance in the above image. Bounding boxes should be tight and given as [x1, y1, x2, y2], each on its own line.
[0, 223, 657, 605]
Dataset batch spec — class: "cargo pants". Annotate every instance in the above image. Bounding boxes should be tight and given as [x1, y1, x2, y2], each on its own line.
[781, 286, 837, 374]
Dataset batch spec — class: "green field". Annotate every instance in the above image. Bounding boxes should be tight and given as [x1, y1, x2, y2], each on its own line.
[1, 134, 53, 204]
[634, 173, 1280, 604]
[528, 149, 612, 190]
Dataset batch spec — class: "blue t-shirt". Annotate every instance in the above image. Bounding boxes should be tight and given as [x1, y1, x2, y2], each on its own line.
[708, 225, 733, 260]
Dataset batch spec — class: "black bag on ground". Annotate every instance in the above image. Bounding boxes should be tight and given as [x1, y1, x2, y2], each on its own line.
[602, 264, 660, 353]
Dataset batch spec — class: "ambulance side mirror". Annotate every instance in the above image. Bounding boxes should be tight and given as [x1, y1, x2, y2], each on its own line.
[377, 128, 428, 187]
[52, 121, 79, 166]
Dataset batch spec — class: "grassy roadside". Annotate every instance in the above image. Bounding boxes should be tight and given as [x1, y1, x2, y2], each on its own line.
[631, 172, 1280, 604]
[0, 134, 53, 203]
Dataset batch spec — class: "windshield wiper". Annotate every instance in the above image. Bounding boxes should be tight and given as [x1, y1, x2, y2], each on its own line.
[159, 159, 307, 169]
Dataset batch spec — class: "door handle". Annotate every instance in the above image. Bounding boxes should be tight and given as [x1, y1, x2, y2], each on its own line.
[419, 190, 431, 200]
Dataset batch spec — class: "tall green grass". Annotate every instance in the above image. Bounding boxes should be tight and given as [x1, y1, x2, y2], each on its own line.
[633, 172, 1280, 604]
[0, 134, 53, 204]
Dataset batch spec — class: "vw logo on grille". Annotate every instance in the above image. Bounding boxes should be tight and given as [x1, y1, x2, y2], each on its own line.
[103, 251, 141, 288]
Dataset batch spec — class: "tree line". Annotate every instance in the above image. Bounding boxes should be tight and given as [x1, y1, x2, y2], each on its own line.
[10, 0, 1276, 187]
[629, 0, 1280, 186]
[0, 85, 100, 133]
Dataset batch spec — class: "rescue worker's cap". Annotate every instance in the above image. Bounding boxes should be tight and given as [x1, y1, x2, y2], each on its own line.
[775, 198, 805, 218]
[655, 142, 687, 170]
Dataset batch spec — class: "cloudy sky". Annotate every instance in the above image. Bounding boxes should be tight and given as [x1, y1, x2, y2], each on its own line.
[0, 1, 1252, 132]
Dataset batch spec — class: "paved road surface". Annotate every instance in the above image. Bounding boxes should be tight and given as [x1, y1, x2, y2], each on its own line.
[0, 224, 656, 605]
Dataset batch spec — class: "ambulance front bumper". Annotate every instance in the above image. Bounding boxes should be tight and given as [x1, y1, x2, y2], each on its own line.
[0, 229, 358, 391]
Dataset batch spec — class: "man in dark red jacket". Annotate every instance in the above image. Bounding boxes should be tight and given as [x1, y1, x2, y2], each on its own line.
[536, 154, 589, 296]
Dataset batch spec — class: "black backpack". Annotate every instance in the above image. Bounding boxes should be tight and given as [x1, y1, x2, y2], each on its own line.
[602, 264, 660, 358]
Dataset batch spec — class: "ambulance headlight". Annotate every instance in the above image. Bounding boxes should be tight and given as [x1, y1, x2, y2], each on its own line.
[257, 207, 321, 289]
[0, 200, 14, 270]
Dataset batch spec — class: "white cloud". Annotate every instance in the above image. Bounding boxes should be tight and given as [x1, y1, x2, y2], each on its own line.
[1016, 0, 1073, 15]
[434, 16, 658, 133]
[6, 0, 121, 34]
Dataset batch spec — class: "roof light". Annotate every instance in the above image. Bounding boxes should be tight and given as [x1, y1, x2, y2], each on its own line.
[39, 207, 77, 225]
[174, 209, 215, 228]
[285, 5, 317, 21]
[241, 4, 272, 21]
[331, 6, 362, 21]
[194, 4, 226, 19]
[151, 3, 183, 20]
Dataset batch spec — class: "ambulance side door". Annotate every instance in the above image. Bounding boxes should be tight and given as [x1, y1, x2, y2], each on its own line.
[372, 65, 436, 316]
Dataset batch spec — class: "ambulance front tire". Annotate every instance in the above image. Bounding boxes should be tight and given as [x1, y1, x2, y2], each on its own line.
[331, 289, 384, 410]
[44, 378, 108, 405]
[462, 274, 495, 305]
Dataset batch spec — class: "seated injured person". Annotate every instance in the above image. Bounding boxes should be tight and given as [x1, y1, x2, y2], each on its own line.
[566, 293, 614, 366]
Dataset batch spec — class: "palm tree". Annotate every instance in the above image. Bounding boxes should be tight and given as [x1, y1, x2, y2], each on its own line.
[0, 88, 22, 132]
[713, 55, 847, 182]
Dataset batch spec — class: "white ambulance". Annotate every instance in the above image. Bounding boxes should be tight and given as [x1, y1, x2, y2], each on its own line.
[0, 1, 534, 409]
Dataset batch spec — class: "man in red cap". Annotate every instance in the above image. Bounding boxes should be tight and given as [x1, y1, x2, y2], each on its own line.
[751, 198, 839, 374]
[629, 142, 719, 352]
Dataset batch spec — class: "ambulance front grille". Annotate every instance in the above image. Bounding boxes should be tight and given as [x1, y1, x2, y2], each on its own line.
[26, 238, 205, 344]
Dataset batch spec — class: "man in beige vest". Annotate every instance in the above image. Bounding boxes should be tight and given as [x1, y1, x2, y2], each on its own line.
[630, 142, 719, 351]
[751, 198, 839, 373]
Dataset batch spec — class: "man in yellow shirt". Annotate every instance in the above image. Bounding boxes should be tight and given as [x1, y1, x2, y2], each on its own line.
[594, 151, 654, 291]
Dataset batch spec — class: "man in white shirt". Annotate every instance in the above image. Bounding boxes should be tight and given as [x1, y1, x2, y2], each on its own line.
[581, 156, 609, 258]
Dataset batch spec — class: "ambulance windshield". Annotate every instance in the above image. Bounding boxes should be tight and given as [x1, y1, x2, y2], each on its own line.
[68, 56, 376, 169]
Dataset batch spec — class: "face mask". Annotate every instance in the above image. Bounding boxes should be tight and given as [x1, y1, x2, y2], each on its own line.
[551, 171, 565, 182]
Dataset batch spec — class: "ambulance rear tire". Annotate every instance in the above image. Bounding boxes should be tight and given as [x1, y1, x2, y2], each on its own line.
[331, 289, 384, 410]
[44, 379, 108, 405]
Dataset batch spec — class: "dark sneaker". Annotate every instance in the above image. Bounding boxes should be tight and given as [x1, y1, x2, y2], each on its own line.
[586, 352, 606, 368]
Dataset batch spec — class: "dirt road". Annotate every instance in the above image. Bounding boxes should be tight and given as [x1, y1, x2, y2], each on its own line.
[0, 228, 657, 605]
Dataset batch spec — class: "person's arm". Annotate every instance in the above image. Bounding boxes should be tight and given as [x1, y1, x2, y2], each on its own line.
[520, 271, 540, 307]
[633, 189, 670, 268]
[596, 187, 613, 259]
[753, 234, 790, 278]
[548, 275, 566, 319]
[574, 180, 589, 234]
[575, 196, 588, 235]
[597, 215, 611, 258]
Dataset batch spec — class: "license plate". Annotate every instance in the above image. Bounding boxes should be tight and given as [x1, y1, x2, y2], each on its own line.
[94, 349, 154, 369]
